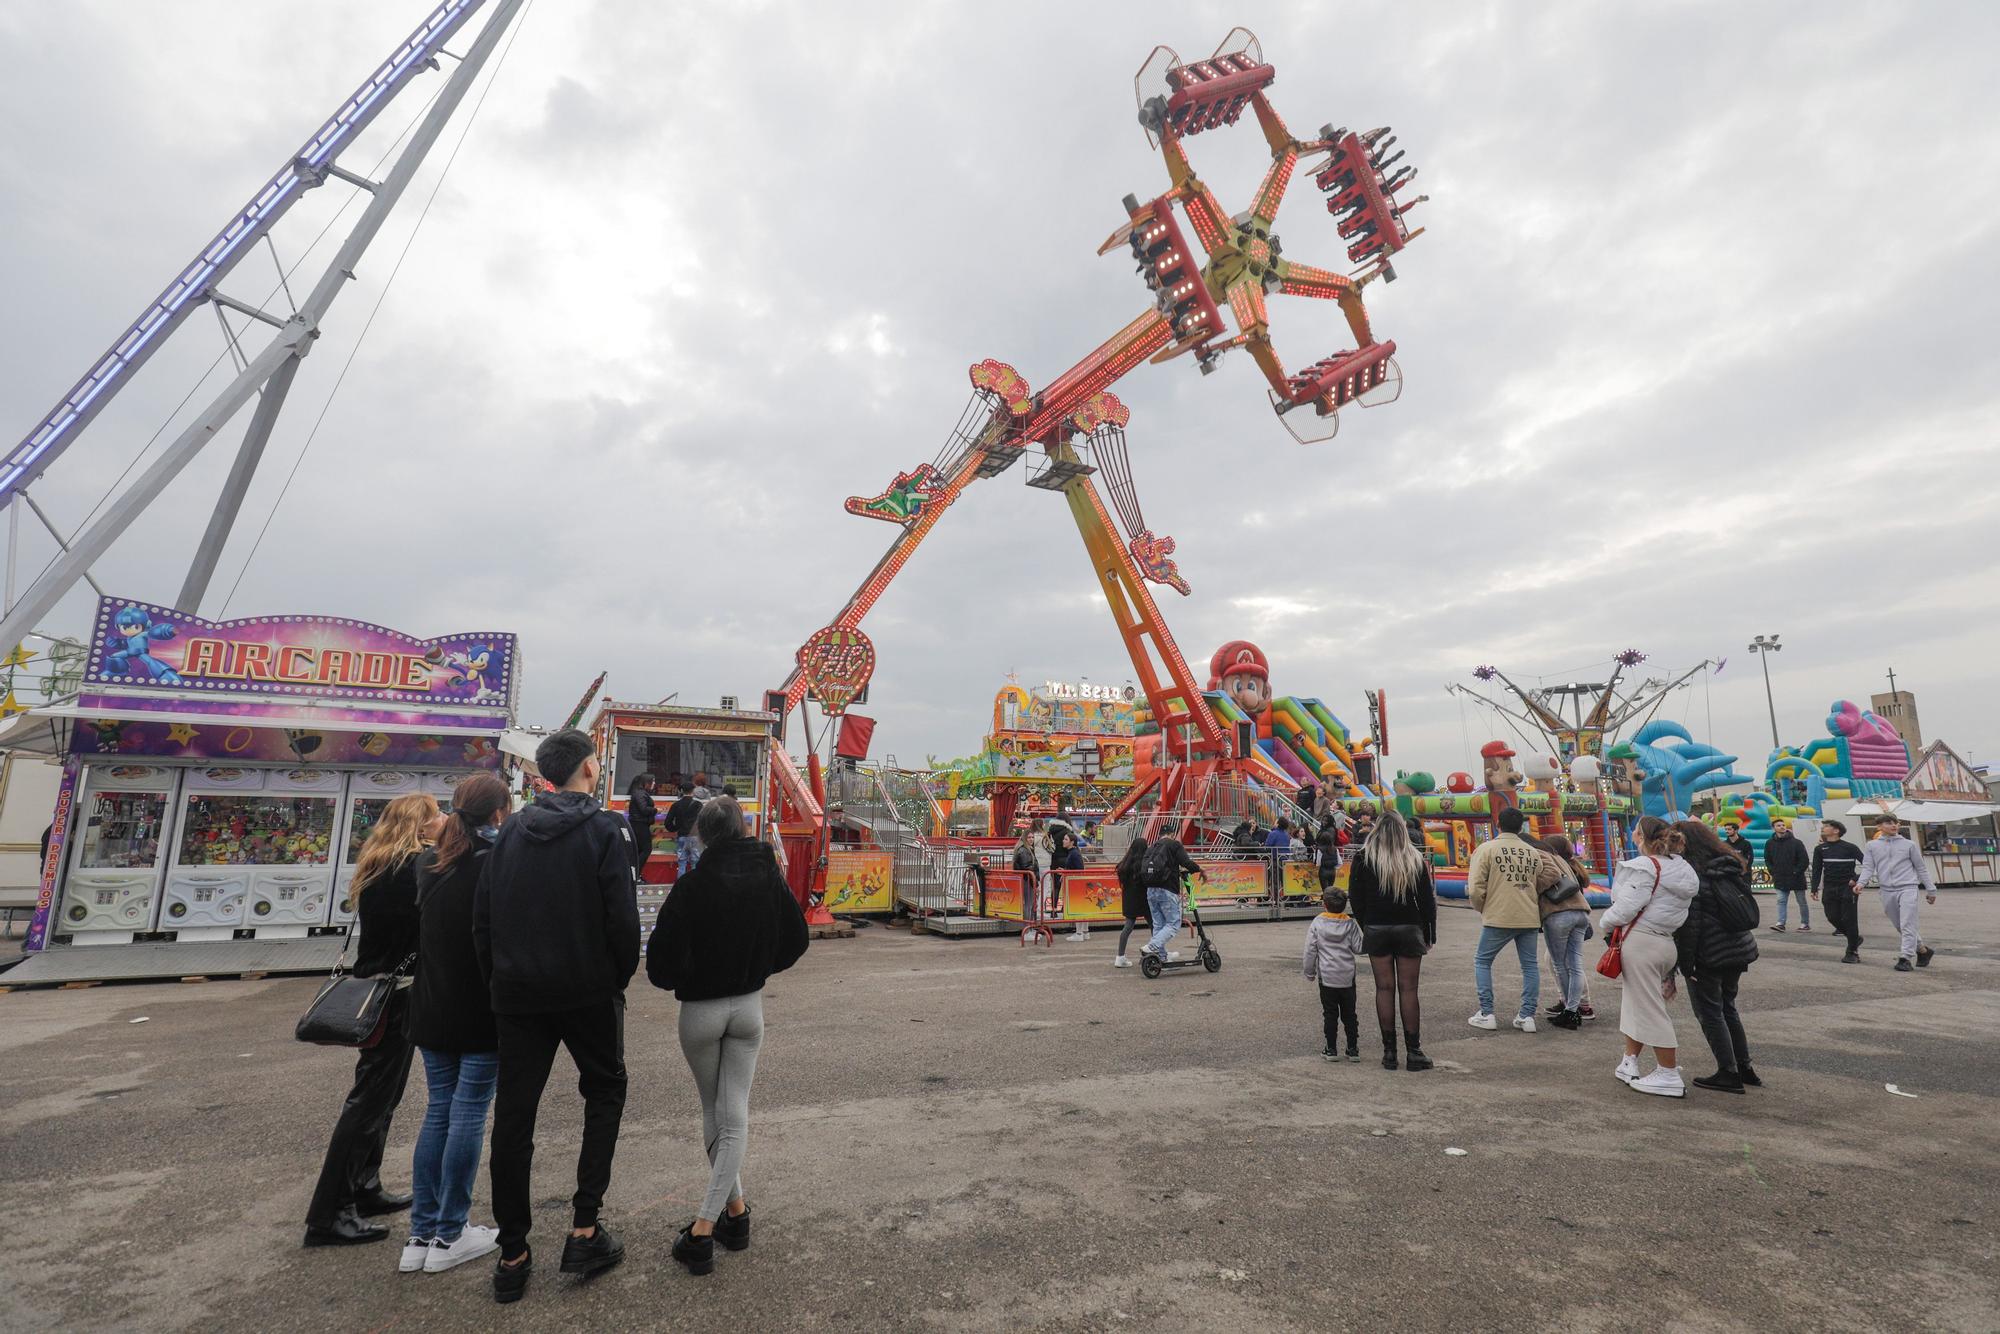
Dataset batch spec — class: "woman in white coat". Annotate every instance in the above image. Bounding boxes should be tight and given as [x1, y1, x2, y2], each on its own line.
[1599, 816, 1701, 1097]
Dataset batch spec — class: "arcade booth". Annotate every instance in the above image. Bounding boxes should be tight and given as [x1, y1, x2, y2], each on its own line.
[1, 597, 515, 985]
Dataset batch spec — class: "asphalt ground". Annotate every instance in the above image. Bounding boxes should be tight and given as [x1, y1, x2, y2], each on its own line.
[3, 889, 1998, 1333]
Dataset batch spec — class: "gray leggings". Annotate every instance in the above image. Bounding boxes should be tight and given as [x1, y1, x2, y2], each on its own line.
[676, 991, 765, 1222]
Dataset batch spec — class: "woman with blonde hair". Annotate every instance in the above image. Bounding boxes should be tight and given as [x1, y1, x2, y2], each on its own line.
[1599, 815, 1700, 1098]
[1346, 814, 1439, 1071]
[304, 792, 438, 1248]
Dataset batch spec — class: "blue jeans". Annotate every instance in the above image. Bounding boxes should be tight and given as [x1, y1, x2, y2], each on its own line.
[1473, 925, 1541, 1019]
[410, 1048, 498, 1243]
[1541, 910, 1590, 1010]
[1775, 886, 1810, 927]
[1145, 887, 1182, 956]
[677, 836, 701, 875]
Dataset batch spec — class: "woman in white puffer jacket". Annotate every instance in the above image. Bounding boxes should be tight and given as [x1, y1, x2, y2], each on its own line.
[1599, 816, 1701, 1098]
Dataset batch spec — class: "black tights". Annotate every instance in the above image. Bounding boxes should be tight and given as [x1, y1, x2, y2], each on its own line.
[1370, 954, 1423, 1046]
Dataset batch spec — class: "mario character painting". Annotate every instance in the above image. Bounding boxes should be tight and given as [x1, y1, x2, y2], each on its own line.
[104, 605, 182, 685]
[1481, 740, 1524, 811]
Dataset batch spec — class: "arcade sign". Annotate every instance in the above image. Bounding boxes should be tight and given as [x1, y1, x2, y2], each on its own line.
[81, 596, 516, 708]
[798, 624, 875, 717]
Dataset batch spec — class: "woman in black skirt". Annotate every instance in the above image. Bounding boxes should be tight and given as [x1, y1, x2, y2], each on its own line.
[1346, 815, 1438, 1071]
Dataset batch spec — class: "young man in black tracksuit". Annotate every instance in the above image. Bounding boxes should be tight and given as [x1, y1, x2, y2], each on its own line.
[474, 729, 640, 1303]
[1811, 819, 1866, 963]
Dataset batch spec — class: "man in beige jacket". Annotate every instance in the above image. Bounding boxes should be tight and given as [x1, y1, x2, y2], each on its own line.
[1466, 807, 1564, 1032]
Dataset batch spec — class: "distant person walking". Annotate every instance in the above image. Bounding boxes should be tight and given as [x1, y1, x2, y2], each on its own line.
[1465, 807, 1563, 1034]
[1722, 823, 1755, 869]
[1303, 887, 1365, 1062]
[1673, 820, 1762, 1095]
[303, 792, 436, 1249]
[625, 774, 658, 876]
[1765, 818, 1811, 933]
[1112, 837, 1153, 969]
[1532, 833, 1594, 1031]
[475, 729, 640, 1304]
[1599, 816, 1700, 1098]
[1346, 815, 1437, 1071]
[647, 796, 809, 1276]
[1858, 814, 1938, 972]
[1811, 819, 1866, 963]
[402, 774, 511, 1274]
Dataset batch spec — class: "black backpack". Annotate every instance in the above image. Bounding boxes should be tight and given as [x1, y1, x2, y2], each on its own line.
[1141, 839, 1181, 888]
[1707, 869, 1760, 934]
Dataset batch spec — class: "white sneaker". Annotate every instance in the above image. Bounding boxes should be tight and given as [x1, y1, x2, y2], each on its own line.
[399, 1238, 432, 1273]
[1069, 928, 1091, 940]
[1467, 1011, 1498, 1030]
[1630, 1066, 1686, 1099]
[1113, 955, 1133, 968]
[424, 1224, 500, 1273]
[1512, 1015, 1537, 1034]
[1614, 1055, 1640, 1084]
[1161, 950, 1181, 963]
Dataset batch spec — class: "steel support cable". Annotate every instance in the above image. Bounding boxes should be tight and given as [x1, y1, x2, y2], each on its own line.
[14, 76, 451, 597]
[218, 0, 534, 616]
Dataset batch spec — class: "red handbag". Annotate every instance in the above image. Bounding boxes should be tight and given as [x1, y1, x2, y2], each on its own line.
[1596, 856, 1661, 980]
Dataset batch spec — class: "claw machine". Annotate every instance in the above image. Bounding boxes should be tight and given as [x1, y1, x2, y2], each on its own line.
[331, 770, 462, 927]
[163, 767, 340, 939]
[55, 764, 180, 944]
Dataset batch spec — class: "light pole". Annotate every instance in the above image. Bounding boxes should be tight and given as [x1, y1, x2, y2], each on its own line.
[1748, 634, 1782, 750]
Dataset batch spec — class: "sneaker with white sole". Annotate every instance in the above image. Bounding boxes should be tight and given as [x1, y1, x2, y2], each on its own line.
[1113, 955, 1133, 968]
[1069, 928, 1091, 940]
[425, 1225, 501, 1274]
[1467, 1011, 1498, 1031]
[1512, 1015, 1537, 1034]
[1630, 1066, 1686, 1098]
[1614, 1054, 1639, 1084]
[399, 1238, 433, 1273]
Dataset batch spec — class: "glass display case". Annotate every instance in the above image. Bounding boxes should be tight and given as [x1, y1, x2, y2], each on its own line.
[75, 789, 170, 870]
[177, 794, 336, 867]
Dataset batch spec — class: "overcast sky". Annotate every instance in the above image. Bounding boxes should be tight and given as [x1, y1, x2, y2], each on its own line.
[2, 1, 1996, 779]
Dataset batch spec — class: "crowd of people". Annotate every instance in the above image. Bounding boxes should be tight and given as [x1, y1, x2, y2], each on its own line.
[303, 730, 808, 1306]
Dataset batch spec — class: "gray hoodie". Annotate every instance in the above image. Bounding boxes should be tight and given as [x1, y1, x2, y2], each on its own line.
[1858, 833, 1937, 894]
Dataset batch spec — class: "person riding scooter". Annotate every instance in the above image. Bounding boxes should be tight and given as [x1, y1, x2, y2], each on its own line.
[1139, 834, 1205, 964]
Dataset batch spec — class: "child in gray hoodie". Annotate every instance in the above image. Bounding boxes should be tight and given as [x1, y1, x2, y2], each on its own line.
[1304, 888, 1366, 1062]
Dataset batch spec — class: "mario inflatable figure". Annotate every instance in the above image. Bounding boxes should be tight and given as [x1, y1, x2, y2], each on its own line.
[1481, 740, 1524, 813]
[1208, 640, 1273, 718]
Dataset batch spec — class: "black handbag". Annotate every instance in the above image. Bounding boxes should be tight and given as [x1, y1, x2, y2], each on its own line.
[295, 950, 415, 1048]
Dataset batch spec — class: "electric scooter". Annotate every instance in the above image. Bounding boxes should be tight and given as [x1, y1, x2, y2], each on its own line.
[1139, 876, 1222, 978]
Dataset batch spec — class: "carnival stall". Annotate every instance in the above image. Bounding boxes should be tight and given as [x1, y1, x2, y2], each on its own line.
[0, 597, 516, 984]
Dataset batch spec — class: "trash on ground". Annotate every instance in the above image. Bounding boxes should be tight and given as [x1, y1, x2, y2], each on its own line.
[1884, 1084, 1919, 1099]
[1445, 1147, 1469, 1156]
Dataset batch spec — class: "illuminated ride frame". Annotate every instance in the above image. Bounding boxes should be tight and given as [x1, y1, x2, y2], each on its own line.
[765, 30, 1426, 909]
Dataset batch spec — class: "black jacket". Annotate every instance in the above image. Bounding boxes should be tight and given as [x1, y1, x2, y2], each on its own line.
[627, 786, 657, 843]
[663, 794, 701, 837]
[1811, 839, 1864, 892]
[474, 791, 640, 1015]
[354, 853, 421, 979]
[645, 837, 808, 1001]
[1765, 832, 1809, 890]
[408, 846, 498, 1053]
[1141, 836, 1202, 889]
[1116, 853, 1150, 920]
[1346, 854, 1438, 944]
[1724, 834, 1755, 867]
[1675, 853, 1760, 979]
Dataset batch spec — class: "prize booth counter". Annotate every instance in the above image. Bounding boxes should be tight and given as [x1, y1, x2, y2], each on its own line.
[5, 598, 516, 985]
[591, 700, 776, 938]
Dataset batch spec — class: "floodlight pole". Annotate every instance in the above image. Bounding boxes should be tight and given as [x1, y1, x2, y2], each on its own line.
[0, 0, 526, 652]
[1748, 633, 1782, 750]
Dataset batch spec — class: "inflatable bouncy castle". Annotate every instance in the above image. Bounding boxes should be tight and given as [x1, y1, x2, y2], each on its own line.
[1764, 700, 1911, 812]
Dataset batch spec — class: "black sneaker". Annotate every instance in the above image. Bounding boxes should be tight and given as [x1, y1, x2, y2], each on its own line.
[1544, 1002, 1566, 1017]
[559, 1224, 624, 1277]
[1737, 1064, 1763, 1088]
[1692, 1070, 1746, 1094]
[672, 1223, 715, 1276]
[1404, 1046, 1434, 1072]
[714, 1206, 750, 1253]
[1322, 1047, 1337, 1062]
[493, 1249, 532, 1304]
[1345, 1049, 1361, 1064]
[1549, 1009, 1583, 1031]
[1841, 950, 1859, 964]
[1894, 957, 1913, 972]
[1916, 946, 1934, 968]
